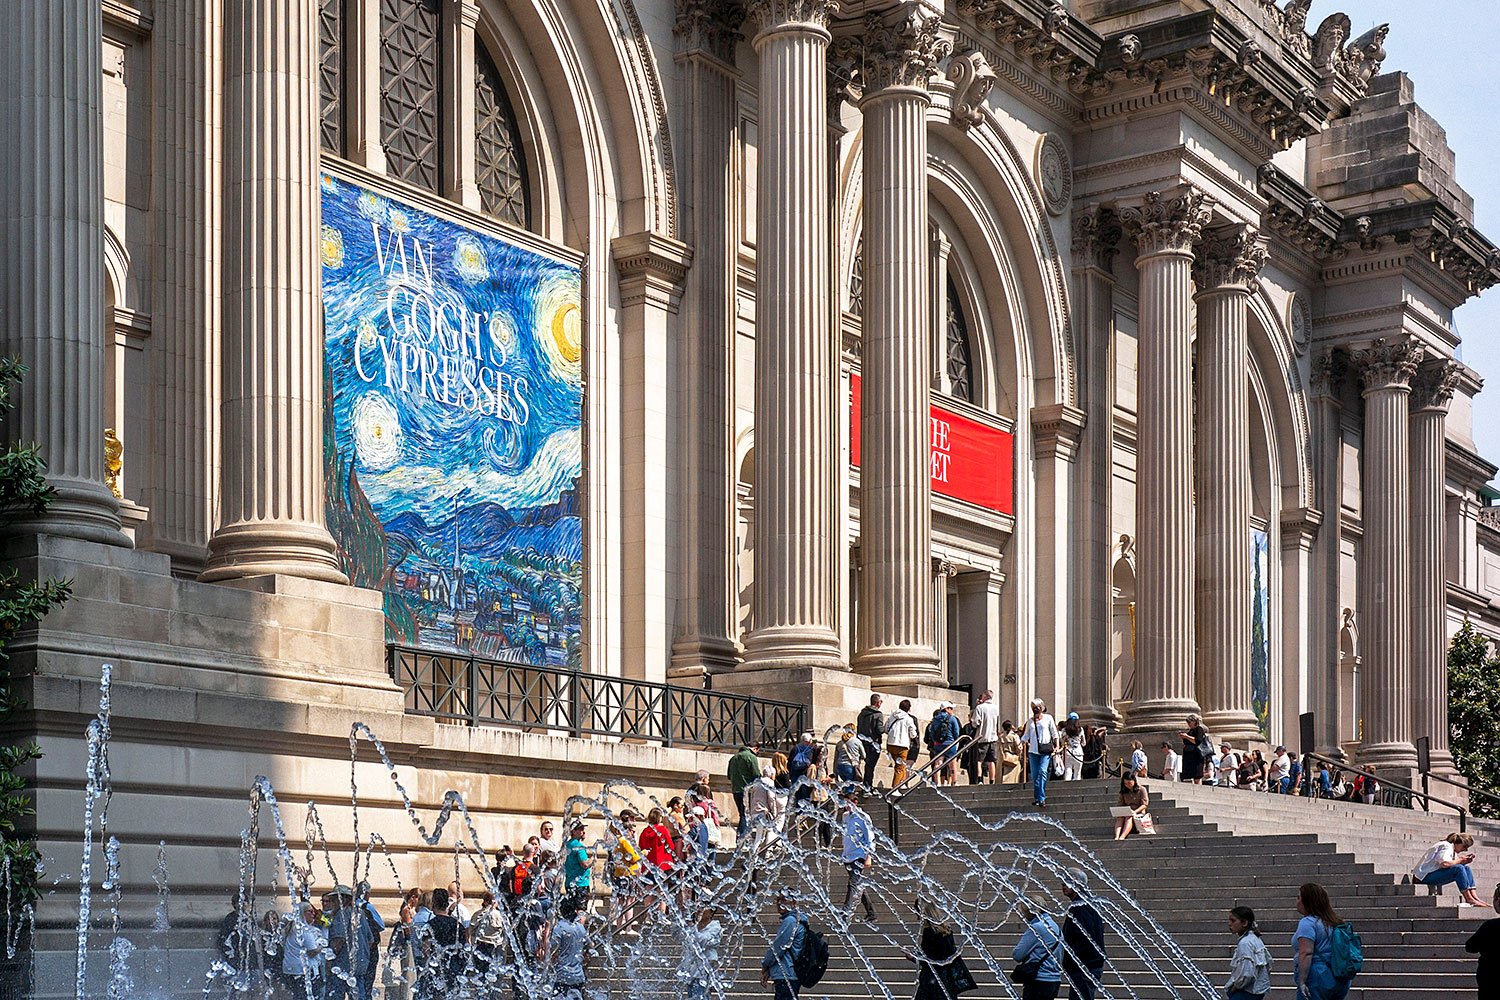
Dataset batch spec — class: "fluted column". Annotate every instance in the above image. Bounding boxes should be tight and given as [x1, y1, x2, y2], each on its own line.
[1193, 226, 1266, 743]
[670, 0, 743, 677]
[853, 9, 948, 684]
[204, 0, 346, 584]
[1410, 358, 1461, 775]
[151, 0, 223, 573]
[742, 0, 843, 669]
[1070, 207, 1122, 727]
[1310, 352, 1348, 756]
[0, 1, 125, 545]
[440, 0, 481, 211]
[1353, 337, 1423, 774]
[1121, 189, 1212, 732]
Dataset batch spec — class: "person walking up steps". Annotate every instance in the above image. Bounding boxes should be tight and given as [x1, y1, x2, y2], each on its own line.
[972, 690, 999, 784]
[839, 790, 878, 925]
[857, 694, 885, 788]
[761, 894, 806, 1000]
[885, 699, 919, 788]
[1060, 870, 1106, 1000]
[1020, 700, 1059, 809]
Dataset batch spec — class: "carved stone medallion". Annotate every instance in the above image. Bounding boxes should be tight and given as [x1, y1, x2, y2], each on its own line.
[1034, 132, 1072, 217]
[1288, 292, 1311, 356]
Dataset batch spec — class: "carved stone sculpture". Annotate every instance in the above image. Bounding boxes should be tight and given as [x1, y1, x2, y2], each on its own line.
[945, 49, 995, 128]
[1311, 12, 1350, 74]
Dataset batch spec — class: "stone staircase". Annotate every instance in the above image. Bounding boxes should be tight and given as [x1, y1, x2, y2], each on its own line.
[874, 779, 1488, 998]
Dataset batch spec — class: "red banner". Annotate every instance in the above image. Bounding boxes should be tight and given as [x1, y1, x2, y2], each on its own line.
[850, 374, 1013, 516]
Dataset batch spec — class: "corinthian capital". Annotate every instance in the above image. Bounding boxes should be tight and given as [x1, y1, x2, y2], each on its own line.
[1193, 225, 1267, 291]
[744, 0, 837, 35]
[1071, 206, 1121, 271]
[1409, 358, 1462, 412]
[1352, 337, 1423, 392]
[1120, 188, 1215, 259]
[675, 0, 744, 59]
[858, 8, 951, 93]
[1310, 349, 1349, 397]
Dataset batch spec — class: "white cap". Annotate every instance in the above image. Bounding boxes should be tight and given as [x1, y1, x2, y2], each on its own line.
[939, 701, 954, 710]
[691, 806, 706, 818]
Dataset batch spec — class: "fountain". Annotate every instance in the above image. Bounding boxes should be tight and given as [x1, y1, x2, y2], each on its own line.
[22, 666, 1215, 999]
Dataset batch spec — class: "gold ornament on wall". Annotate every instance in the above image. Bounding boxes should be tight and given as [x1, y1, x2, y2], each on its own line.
[104, 429, 123, 500]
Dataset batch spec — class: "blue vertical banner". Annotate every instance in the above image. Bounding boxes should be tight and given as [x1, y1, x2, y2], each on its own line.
[1250, 529, 1271, 739]
[319, 174, 583, 666]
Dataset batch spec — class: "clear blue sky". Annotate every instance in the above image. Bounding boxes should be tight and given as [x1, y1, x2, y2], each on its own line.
[1352, 1, 1500, 479]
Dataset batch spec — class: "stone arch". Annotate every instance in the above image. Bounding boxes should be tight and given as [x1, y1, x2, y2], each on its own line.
[1249, 289, 1314, 510]
[475, 0, 677, 246]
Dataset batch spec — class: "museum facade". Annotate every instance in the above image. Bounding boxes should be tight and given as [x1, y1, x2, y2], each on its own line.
[4, 0, 1500, 930]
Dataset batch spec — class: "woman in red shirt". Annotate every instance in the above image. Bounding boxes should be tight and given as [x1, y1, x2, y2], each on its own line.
[637, 806, 678, 915]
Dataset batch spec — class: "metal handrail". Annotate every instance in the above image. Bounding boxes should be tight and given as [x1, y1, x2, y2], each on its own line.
[1420, 767, 1500, 813]
[883, 734, 977, 802]
[1303, 751, 1469, 832]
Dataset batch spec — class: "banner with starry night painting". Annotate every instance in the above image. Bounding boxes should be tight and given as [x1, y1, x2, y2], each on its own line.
[319, 173, 582, 667]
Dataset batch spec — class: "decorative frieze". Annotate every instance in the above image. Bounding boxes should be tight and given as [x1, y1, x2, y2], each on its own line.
[1121, 188, 1215, 259]
[1193, 225, 1268, 290]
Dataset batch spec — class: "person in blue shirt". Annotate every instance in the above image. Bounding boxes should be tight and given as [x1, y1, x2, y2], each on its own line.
[1011, 900, 1063, 1000]
[1292, 882, 1351, 1000]
[562, 820, 593, 908]
[761, 894, 806, 999]
[328, 885, 385, 1000]
[839, 792, 878, 924]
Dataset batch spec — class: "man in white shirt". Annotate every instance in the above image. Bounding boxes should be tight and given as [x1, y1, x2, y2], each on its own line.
[1269, 745, 1292, 793]
[1019, 700, 1059, 809]
[1217, 741, 1241, 787]
[972, 690, 1000, 784]
[884, 699, 919, 788]
[448, 880, 471, 930]
[1159, 742, 1180, 783]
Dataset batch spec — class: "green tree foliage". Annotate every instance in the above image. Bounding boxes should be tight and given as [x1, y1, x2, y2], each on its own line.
[0, 359, 73, 932]
[1448, 620, 1500, 818]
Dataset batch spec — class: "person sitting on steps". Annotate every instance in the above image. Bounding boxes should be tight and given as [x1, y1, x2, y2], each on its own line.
[1412, 833, 1490, 908]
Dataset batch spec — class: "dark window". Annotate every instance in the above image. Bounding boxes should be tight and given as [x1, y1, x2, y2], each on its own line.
[945, 276, 974, 403]
[318, 0, 343, 154]
[849, 239, 863, 318]
[475, 45, 532, 229]
[380, 0, 441, 191]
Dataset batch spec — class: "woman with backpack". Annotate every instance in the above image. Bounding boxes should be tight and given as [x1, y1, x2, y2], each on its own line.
[907, 901, 977, 1000]
[1178, 714, 1210, 785]
[1224, 906, 1271, 1000]
[1292, 882, 1358, 1000]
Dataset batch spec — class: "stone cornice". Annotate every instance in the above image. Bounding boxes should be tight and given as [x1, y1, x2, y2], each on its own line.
[1120, 188, 1214, 259]
[1257, 164, 1344, 261]
[103, 0, 152, 37]
[1090, 11, 1328, 150]
[952, 0, 1106, 104]
[1193, 224, 1267, 291]
[1279, 506, 1323, 548]
[1031, 403, 1086, 461]
[611, 232, 693, 309]
[1409, 359, 1462, 413]
[1071, 205, 1121, 272]
[1352, 337, 1422, 392]
[1447, 439, 1500, 491]
[1337, 201, 1500, 299]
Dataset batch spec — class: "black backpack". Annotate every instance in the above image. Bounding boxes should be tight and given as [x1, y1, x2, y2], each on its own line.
[794, 919, 830, 988]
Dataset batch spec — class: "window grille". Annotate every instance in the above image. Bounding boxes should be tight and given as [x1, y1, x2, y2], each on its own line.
[318, 0, 343, 154]
[945, 276, 974, 402]
[475, 45, 532, 228]
[379, 0, 442, 191]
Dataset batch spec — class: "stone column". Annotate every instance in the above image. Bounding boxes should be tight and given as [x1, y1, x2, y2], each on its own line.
[1192, 226, 1266, 743]
[1310, 351, 1348, 756]
[1120, 189, 1212, 732]
[345, 0, 386, 172]
[0, 1, 124, 545]
[1353, 337, 1424, 775]
[151, 0, 222, 573]
[1070, 207, 1121, 727]
[204, 0, 346, 584]
[853, 9, 948, 685]
[441, 0, 481, 211]
[1033, 403, 1085, 714]
[670, 0, 742, 678]
[742, 0, 843, 670]
[1410, 358, 1461, 776]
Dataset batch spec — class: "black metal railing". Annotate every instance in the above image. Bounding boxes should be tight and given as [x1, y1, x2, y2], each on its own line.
[388, 645, 806, 752]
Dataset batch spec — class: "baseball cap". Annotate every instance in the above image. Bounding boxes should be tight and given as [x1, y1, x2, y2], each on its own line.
[691, 806, 706, 818]
[1067, 712, 1079, 721]
[938, 701, 954, 710]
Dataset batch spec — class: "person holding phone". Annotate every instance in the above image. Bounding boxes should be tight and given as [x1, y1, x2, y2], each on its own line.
[1412, 833, 1490, 908]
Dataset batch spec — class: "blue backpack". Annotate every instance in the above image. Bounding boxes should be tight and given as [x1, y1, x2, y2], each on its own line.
[788, 743, 814, 778]
[1328, 921, 1363, 981]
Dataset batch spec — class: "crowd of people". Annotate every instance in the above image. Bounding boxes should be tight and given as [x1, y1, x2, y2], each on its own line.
[210, 692, 1495, 999]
